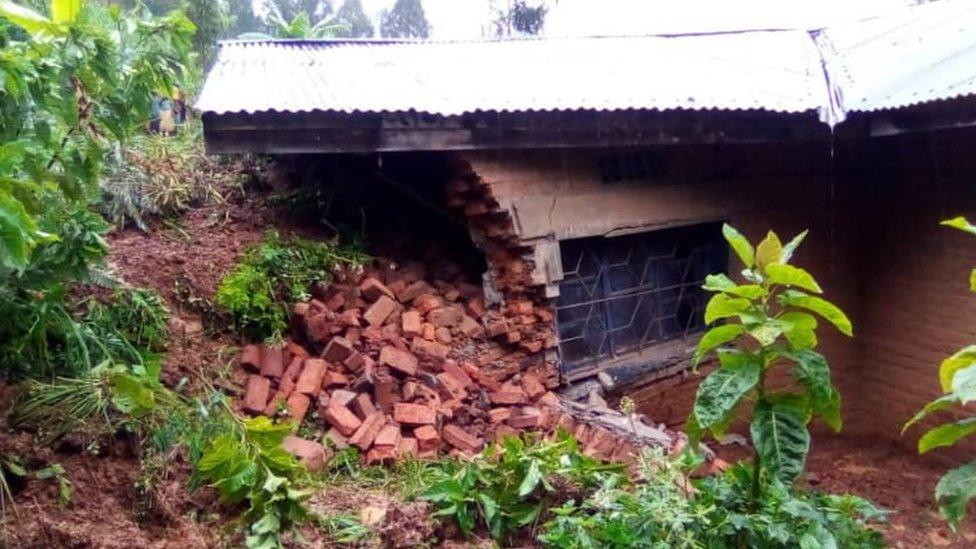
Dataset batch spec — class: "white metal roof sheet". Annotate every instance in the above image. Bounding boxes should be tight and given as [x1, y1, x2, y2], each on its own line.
[195, 31, 833, 119]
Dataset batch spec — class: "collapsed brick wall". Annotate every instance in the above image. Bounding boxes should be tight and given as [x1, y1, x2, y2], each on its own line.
[852, 129, 976, 459]
[457, 146, 862, 431]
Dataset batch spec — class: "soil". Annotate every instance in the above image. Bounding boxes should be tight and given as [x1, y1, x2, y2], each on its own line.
[2, 183, 975, 547]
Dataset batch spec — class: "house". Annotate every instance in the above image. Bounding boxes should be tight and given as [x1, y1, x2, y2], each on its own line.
[197, 0, 976, 454]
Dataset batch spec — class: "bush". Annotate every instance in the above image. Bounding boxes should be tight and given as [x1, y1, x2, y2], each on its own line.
[540, 452, 886, 549]
[216, 230, 368, 340]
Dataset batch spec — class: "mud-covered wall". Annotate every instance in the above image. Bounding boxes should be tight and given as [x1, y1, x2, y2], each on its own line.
[460, 144, 863, 431]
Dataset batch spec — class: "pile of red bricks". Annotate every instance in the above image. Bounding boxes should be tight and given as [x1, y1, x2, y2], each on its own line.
[238, 260, 574, 468]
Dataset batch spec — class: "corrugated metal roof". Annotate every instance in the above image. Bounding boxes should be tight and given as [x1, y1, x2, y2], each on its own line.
[195, 32, 834, 119]
[818, 0, 976, 113]
[195, 0, 976, 125]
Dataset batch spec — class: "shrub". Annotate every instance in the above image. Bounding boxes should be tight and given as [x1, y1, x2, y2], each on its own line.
[688, 224, 852, 499]
[905, 216, 976, 529]
[421, 434, 623, 542]
[216, 230, 368, 340]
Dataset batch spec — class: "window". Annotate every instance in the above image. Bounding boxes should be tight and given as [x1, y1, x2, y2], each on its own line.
[555, 223, 727, 375]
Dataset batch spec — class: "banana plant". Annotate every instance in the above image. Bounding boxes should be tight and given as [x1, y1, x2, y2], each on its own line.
[0, 0, 81, 35]
[688, 224, 853, 501]
[904, 216, 976, 530]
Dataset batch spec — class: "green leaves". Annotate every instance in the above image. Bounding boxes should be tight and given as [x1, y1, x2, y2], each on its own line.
[0, 0, 56, 34]
[755, 231, 783, 270]
[788, 349, 841, 432]
[702, 273, 766, 299]
[50, 0, 81, 24]
[722, 224, 755, 268]
[693, 351, 760, 434]
[693, 324, 746, 366]
[941, 216, 976, 235]
[935, 462, 976, 529]
[919, 418, 976, 454]
[703, 293, 751, 325]
[779, 291, 853, 337]
[765, 264, 822, 294]
[0, 188, 43, 270]
[939, 346, 976, 392]
[751, 398, 811, 485]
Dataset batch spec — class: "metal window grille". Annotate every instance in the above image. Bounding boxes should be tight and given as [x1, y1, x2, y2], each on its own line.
[555, 223, 727, 375]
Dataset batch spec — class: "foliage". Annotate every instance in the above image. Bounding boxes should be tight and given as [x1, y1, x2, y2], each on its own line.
[422, 434, 622, 542]
[379, 0, 428, 38]
[688, 224, 852, 500]
[253, 0, 343, 38]
[492, 0, 548, 37]
[182, 0, 230, 64]
[82, 287, 169, 352]
[331, 0, 371, 37]
[540, 450, 884, 549]
[1, 456, 72, 516]
[0, 0, 195, 270]
[192, 415, 309, 549]
[905, 215, 976, 529]
[216, 230, 368, 340]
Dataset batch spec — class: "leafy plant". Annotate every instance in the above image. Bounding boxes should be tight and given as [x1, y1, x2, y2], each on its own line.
[688, 224, 852, 500]
[192, 415, 309, 549]
[0, 456, 72, 515]
[216, 230, 368, 340]
[905, 215, 976, 529]
[540, 451, 885, 549]
[422, 433, 621, 542]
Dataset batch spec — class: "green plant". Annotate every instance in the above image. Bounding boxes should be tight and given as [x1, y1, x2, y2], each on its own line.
[192, 415, 309, 549]
[0, 456, 72, 515]
[422, 434, 622, 542]
[83, 288, 170, 352]
[216, 230, 368, 340]
[688, 224, 852, 500]
[905, 215, 976, 529]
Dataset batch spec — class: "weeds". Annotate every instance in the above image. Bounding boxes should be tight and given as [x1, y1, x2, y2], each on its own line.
[216, 230, 368, 340]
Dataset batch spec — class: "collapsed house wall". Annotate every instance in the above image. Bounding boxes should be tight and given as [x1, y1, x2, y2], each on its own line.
[455, 145, 862, 429]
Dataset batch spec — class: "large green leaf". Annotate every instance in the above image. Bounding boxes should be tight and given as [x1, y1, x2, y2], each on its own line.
[0, 0, 55, 34]
[722, 224, 755, 268]
[748, 323, 783, 347]
[755, 231, 783, 270]
[970, 269, 976, 293]
[765, 264, 823, 294]
[50, 0, 81, 23]
[939, 346, 976, 392]
[704, 293, 752, 325]
[903, 394, 960, 432]
[702, 273, 766, 299]
[935, 461, 976, 529]
[693, 351, 760, 431]
[950, 364, 976, 402]
[780, 291, 853, 337]
[941, 216, 976, 236]
[0, 189, 41, 270]
[751, 398, 811, 484]
[778, 311, 818, 350]
[693, 324, 745, 366]
[919, 418, 976, 454]
[787, 349, 841, 431]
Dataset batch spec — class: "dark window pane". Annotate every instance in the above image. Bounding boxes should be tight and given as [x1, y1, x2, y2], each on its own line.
[555, 223, 727, 375]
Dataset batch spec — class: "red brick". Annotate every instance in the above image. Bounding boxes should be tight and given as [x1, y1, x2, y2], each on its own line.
[241, 344, 262, 371]
[322, 336, 355, 363]
[536, 308, 554, 323]
[428, 307, 463, 328]
[350, 393, 377, 420]
[324, 403, 362, 437]
[458, 316, 484, 338]
[521, 374, 546, 401]
[402, 381, 419, 401]
[363, 295, 397, 326]
[325, 427, 349, 449]
[349, 411, 386, 450]
[343, 351, 365, 373]
[421, 323, 436, 341]
[263, 390, 288, 416]
[493, 424, 519, 443]
[489, 389, 526, 405]
[374, 379, 400, 412]
[434, 327, 452, 344]
[508, 406, 544, 429]
[414, 294, 442, 315]
[336, 308, 361, 328]
[261, 346, 285, 378]
[244, 375, 271, 413]
[401, 310, 422, 338]
[505, 330, 522, 344]
[359, 277, 395, 302]
[437, 372, 467, 400]
[486, 317, 509, 337]
[508, 300, 534, 315]
[537, 391, 561, 407]
[521, 340, 544, 354]
[489, 407, 512, 424]
[397, 281, 430, 303]
[305, 313, 333, 343]
[442, 361, 474, 388]
[280, 357, 304, 396]
[443, 424, 483, 453]
[374, 424, 401, 448]
[394, 402, 437, 425]
[365, 446, 398, 465]
[282, 436, 330, 471]
[399, 437, 419, 457]
[330, 389, 358, 407]
[323, 370, 349, 387]
[287, 392, 311, 424]
[466, 297, 486, 318]
[414, 425, 440, 451]
[296, 359, 327, 394]
[411, 337, 449, 360]
[379, 345, 418, 376]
